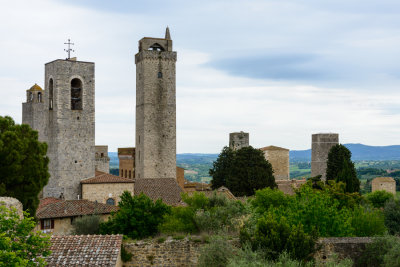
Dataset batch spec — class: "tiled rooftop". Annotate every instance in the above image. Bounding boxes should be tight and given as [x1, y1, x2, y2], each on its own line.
[134, 178, 183, 206]
[81, 171, 134, 184]
[47, 235, 123, 266]
[36, 199, 119, 219]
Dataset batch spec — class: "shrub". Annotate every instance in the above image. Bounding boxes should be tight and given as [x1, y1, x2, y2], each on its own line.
[159, 206, 197, 234]
[198, 236, 236, 267]
[251, 187, 290, 214]
[384, 199, 400, 235]
[383, 240, 400, 267]
[366, 190, 394, 208]
[241, 212, 317, 261]
[357, 235, 399, 267]
[100, 191, 171, 239]
[350, 206, 386, 236]
[71, 214, 101, 235]
[121, 244, 132, 262]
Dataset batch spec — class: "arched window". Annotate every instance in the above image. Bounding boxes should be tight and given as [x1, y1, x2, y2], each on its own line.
[129, 170, 131, 178]
[106, 198, 115, 205]
[49, 79, 53, 110]
[71, 78, 82, 110]
[38, 92, 42, 102]
[120, 169, 123, 177]
[125, 170, 127, 178]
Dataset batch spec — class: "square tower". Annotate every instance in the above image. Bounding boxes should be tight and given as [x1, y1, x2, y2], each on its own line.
[44, 59, 95, 199]
[135, 28, 177, 179]
[311, 133, 339, 180]
[229, 131, 249, 151]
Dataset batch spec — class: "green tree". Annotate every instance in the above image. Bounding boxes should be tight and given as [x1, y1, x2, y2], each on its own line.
[384, 199, 400, 235]
[100, 191, 171, 239]
[0, 205, 51, 266]
[326, 144, 360, 193]
[366, 190, 394, 208]
[210, 147, 234, 189]
[210, 146, 276, 196]
[71, 214, 101, 235]
[0, 116, 49, 216]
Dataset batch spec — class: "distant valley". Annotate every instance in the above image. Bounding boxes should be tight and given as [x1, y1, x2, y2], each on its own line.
[109, 144, 400, 182]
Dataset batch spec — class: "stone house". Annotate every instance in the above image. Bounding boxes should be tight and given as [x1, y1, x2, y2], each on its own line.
[47, 234, 123, 267]
[372, 177, 396, 195]
[81, 170, 134, 205]
[35, 198, 119, 235]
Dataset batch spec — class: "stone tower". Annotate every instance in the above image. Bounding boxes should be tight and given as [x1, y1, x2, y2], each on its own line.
[22, 58, 95, 199]
[229, 131, 249, 150]
[22, 84, 48, 142]
[95, 145, 110, 173]
[311, 133, 339, 180]
[260, 146, 290, 180]
[135, 28, 177, 179]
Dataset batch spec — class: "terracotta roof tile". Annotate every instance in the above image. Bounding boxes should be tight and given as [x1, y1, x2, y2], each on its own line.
[81, 171, 134, 184]
[38, 197, 62, 210]
[259, 145, 289, 151]
[134, 178, 183, 206]
[36, 199, 119, 219]
[372, 177, 396, 183]
[47, 235, 122, 266]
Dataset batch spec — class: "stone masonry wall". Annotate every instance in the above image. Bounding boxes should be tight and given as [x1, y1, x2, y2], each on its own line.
[311, 133, 339, 180]
[0, 197, 23, 218]
[123, 237, 201, 267]
[263, 149, 290, 180]
[82, 183, 134, 204]
[229, 132, 249, 151]
[123, 237, 372, 267]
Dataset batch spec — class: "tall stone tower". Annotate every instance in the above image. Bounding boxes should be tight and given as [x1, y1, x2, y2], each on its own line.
[23, 58, 95, 200]
[135, 28, 177, 179]
[311, 133, 339, 180]
[229, 131, 249, 150]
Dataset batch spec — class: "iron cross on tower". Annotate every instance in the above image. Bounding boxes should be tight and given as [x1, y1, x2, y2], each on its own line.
[64, 39, 75, 59]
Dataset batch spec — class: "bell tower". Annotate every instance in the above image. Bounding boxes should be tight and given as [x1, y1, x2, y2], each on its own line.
[135, 27, 177, 179]
[43, 58, 95, 199]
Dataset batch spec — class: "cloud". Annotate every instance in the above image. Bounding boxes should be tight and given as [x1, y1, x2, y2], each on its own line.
[1, 0, 399, 153]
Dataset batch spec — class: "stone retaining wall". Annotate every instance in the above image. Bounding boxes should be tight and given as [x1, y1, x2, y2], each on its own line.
[123, 236, 372, 267]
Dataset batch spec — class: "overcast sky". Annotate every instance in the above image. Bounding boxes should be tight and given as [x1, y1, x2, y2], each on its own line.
[1, 0, 399, 153]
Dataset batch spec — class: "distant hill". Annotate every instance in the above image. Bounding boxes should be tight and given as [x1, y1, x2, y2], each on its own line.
[290, 143, 400, 161]
[109, 144, 400, 168]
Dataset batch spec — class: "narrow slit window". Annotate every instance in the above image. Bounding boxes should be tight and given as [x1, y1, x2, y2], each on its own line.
[49, 79, 53, 110]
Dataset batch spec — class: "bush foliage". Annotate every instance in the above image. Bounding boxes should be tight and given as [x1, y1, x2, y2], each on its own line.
[365, 190, 394, 208]
[384, 199, 400, 235]
[71, 214, 101, 235]
[0, 205, 51, 266]
[100, 191, 171, 239]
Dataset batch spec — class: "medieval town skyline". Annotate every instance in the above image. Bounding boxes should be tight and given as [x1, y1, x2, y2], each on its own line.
[1, 0, 399, 153]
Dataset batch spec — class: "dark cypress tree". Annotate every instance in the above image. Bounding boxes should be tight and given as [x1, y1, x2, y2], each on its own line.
[210, 146, 276, 196]
[210, 146, 234, 190]
[326, 144, 359, 193]
[0, 116, 49, 217]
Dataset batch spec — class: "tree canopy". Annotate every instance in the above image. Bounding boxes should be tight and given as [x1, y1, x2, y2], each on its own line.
[100, 191, 171, 239]
[0, 116, 49, 216]
[210, 146, 276, 196]
[326, 144, 360, 193]
[0, 205, 51, 266]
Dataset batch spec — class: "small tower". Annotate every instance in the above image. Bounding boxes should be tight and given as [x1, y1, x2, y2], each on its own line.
[22, 84, 47, 142]
[229, 131, 249, 150]
[135, 28, 177, 179]
[95, 146, 110, 173]
[311, 133, 339, 180]
[43, 58, 95, 199]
